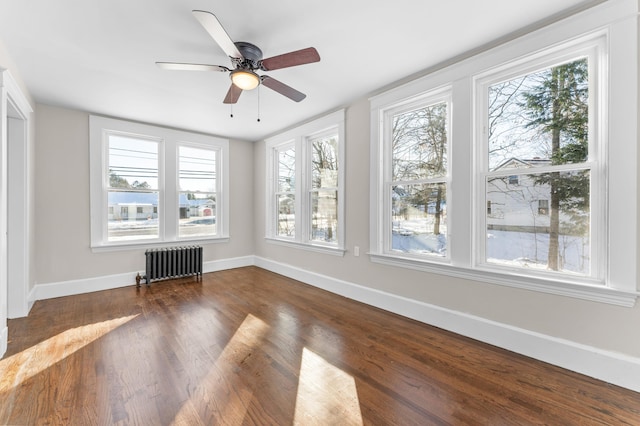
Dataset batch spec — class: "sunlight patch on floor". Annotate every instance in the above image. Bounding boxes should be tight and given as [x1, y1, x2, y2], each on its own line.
[170, 313, 270, 426]
[0, 314, 139, 393]
[293, 347, 363, 426]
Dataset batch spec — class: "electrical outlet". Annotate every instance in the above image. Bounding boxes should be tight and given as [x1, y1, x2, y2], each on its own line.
[354, 246, 360, 257]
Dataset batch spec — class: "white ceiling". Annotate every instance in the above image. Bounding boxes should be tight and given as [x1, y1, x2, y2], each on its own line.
[0, 0, 598, 141]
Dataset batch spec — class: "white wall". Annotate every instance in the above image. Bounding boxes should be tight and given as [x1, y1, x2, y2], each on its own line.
[34, 104, 254, 288]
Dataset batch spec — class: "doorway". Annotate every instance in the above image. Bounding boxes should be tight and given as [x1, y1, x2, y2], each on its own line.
[1, 71, 32, 325]
[0, 70, 32, 357]
[7, 100, 29, 318]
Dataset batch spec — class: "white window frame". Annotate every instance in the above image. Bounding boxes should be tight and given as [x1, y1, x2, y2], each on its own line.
[265, 109, 345, 255]
[474, 35, 605, 286]
[380, 87, 452, 262]
[90, 115, 229, 250]
[176, 141, 221, 240]
[369, 0, 638, 306]
[273, 141, 297, 240]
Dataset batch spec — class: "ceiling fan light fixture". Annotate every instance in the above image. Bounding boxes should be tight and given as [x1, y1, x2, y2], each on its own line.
[230, 70, 260, 90]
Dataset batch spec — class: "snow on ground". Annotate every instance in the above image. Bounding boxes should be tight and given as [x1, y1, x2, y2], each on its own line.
[392, 218, 589, 274]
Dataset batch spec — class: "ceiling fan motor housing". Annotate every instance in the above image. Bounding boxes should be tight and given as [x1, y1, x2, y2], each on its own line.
[234, 41, 263, 69]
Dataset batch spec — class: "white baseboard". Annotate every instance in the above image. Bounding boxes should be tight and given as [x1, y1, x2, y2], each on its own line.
[0, 325, 7, 359]
[254, 256, 640, 393]
[203, 255, 254, 273]
[27, 286, 37, 312]
[33, 255, 255, 301]
[35, 271, 136, 300]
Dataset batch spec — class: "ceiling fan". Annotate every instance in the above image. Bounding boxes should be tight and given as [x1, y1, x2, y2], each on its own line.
[157, 10, 321, 104]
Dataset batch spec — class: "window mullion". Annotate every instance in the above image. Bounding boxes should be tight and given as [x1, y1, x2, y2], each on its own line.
[162, 138, 176, 241]
[295, 137, 305, 243]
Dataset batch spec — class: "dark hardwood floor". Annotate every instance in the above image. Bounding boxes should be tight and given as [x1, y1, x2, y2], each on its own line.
[1, 266, 639, 425]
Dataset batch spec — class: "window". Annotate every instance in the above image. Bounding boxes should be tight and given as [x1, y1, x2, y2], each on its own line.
[265, 110, 345, 254]
[310, 133, 339, 244]
[178, 145, 217, 238]
[370, 0, 638, 306]
[276, 145, 296, 238]
[107, 134, 159, 241]
[478, 50, 599, 280]
[538, 200, 549, 216]
[385, 90, 451, 259]
[90, 116, 229, 249]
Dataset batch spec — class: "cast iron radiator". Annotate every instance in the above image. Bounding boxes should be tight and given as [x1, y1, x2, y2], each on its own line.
[136, 246, 203, 286]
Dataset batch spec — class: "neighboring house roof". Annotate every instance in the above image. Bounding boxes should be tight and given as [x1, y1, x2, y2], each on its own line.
[493, 157, 551, 170]
[108, 192, 212, 207]
[190, 199, 214, 207]
[108, 192, 158, 205]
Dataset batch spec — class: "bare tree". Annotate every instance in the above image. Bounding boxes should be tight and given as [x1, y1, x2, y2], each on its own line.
[392, 103, 447, 234]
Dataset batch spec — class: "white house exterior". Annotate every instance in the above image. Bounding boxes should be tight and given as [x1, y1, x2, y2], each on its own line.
[486, 158, 554, 232]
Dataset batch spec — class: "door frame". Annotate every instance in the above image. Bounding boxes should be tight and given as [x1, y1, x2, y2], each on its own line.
[0, 69, 33, 357]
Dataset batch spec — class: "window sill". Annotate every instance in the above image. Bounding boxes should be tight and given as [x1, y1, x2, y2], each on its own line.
[265, 237, 346, 256]
[91, 236, 230, 253]
[369, 253, 638, 307]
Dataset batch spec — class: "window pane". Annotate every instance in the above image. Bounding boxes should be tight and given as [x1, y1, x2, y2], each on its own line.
[107, 190, 159, 241]
[277, 194, 295, 237]
[311, 136, 339, 189]
[278, 148, 296, 192]
[108, 136, 158, 189]
[179, 146, 216, 238]
[486, 170, 590, 274]
[392, 102, 447, 181]
[391, 183, 447, 256]
[179, 146, 216, 192]
[488, 58, 589, 171]
[179, 192, 216, 238]
[311, 190, 337, 243]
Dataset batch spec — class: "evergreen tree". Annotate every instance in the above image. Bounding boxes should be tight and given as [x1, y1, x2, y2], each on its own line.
[109, 170, 131, 188]
[520, 58, 589, 270]
[131, 180, 151, 189]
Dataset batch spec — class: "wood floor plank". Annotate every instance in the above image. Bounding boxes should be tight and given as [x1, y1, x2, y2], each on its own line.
[1, 266, 639, 425]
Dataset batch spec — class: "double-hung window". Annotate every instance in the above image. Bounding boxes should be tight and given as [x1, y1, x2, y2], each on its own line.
[106, 133, 160, 241]
[178, 145, 217, 238]
[476, 46, 601, 281]
[385, 90, 451, 259]
[90, 116, 229, 249]
[275, 143, 296, 238]
[370, 0, 638, 305]
[265, 110, 345, 254]
[309, 131, 340, 245]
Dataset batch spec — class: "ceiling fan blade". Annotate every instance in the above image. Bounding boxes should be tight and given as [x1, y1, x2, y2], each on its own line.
[156, 62, 229, 72]
[261, 76, 306, 102]
[192, 10, 243, 59]
[223, 84, 243, 104]
[261, 47, 320, 71]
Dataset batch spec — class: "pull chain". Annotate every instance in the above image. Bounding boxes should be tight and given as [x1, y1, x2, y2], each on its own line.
[230, 103, 234, 118]
[257, 85, 261, 122]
